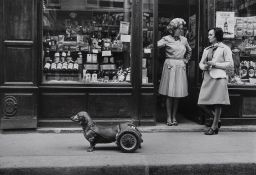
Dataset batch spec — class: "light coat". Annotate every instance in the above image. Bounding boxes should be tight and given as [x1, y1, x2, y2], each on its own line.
[199, 42, 233, 79]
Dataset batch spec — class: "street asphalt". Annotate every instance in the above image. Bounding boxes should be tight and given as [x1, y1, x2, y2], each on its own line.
[0, 131, 256, 175]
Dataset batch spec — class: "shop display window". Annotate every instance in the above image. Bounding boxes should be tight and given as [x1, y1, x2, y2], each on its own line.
[214, 0, 256, 86]
[142, 0, 153, 85]
[42, 0, 132, 84]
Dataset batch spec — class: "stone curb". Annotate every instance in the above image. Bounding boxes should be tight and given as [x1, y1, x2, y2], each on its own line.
[0, 163, 255, 175]
[35, 126, 256, 134]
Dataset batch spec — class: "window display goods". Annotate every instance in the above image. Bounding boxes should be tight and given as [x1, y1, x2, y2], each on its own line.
[214, 0, 256, 86]
[42, 0, 132, 84]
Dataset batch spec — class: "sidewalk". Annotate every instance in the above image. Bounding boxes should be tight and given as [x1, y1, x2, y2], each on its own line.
[33, 123, 256, 134]
[1, 129, 256, 175]
[36, 116, 256, 133]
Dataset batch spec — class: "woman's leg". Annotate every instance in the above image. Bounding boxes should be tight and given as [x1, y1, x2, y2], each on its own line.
[211, 105, 222, 129]
[166, 97, 173, 123]
[172, 98, 179, 123]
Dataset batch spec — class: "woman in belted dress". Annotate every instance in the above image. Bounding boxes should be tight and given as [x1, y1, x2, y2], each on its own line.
[156, 18, 192, 126]
[198, 27, 233, 135]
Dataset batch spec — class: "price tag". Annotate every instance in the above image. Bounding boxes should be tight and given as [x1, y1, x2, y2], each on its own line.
[119, 21, 130, 34]
[144, 48, 151, 53]
[102, 50, 112, 56]
[142, 77, 148, 84]
[142, 58, 147, 68]
[87, 54, 92, 63]
[92, 54, 98, 63]
[92, 49, 99, 53]
[120, 35, 131, 42]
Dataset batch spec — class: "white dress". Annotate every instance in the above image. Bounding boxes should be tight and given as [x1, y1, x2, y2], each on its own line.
[158, 35, 192, 97]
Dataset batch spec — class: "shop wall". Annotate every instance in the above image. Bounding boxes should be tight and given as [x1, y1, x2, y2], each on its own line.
[0, 0, 38, 129]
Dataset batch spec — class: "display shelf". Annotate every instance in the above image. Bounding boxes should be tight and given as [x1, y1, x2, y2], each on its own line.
[240, 55, 256, 59]
[44, 8, 127, 13]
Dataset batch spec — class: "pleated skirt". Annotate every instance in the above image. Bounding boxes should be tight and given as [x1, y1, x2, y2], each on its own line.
[198, 71, 230, 105]
[159, 59, 188, 97]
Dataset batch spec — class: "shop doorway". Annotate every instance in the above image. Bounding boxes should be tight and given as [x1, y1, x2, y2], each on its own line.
[156, 0, 200, 124]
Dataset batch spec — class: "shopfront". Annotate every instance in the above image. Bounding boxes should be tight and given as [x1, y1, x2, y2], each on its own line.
[197, 0, 256, 125]
[1, 0, 256, 129]
[0, 0, 158, 129]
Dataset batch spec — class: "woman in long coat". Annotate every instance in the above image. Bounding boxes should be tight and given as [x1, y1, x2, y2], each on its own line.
[198, 27, 233, 135]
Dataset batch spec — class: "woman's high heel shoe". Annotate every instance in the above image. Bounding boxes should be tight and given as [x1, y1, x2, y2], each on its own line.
[204, 128, 219, 135]
[218, 121, 221, 128]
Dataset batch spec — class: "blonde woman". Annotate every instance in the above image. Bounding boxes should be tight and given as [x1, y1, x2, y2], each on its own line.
[155, 18, 192, 126]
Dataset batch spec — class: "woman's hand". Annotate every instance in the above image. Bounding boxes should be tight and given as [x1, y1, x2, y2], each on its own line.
[183, 59, 189, 64]
[206, 61, 216, 67]
[203, 64, 211, 70]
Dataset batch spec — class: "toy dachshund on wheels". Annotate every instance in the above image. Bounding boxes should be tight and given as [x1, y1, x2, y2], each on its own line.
[70, 111, 143, 153]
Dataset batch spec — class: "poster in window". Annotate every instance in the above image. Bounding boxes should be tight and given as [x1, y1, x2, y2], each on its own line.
[119, 21, 130, 34]
[216, 11, 235, 38]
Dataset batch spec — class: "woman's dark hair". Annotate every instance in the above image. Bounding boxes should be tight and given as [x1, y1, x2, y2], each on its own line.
[209, 27, 223, 42]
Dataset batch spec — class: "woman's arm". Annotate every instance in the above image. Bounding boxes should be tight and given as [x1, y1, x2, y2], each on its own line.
[184, 38, 192, 63]
[147, 37, 166, 49]
[157, 37, 167, 48]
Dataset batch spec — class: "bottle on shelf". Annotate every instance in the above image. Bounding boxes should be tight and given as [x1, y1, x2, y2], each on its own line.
[125, 68, 131, 82]
[50, 37, 57, 51]
[67, 60, 74, 72]
[44, 48, 51, 62]
[77, 51, 83, 65]
[253, 62, 256, 78]
[92, 71, 98, 82]
[45, 32, 51, 48]
[62, 61, 68, 71]
[43, 48, 52, 73]
[240, 61, 249, 79]
[248, 61, 254, 78]
[43, 59, 52, 73]
[66, 51, 72, 63]
[61, 52, 66, 63]
[54, 52, 60, 63]
[73, 60, 79, 73]
[50, 61, 57, 72]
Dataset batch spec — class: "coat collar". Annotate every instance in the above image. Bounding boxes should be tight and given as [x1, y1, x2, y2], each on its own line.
[205, 42, 225, 50]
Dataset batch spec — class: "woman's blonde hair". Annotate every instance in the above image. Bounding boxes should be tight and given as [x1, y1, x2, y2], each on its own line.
[167, 18, 186, 35]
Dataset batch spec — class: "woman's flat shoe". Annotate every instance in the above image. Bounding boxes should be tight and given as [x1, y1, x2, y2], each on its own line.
[166, 122, 173, 126]
[204, 128, 219, 135]
[172, 121, 178, 126]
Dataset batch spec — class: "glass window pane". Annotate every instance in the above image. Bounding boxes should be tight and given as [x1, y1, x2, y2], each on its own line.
[215, 0, 256, 85]
[142, 0, 153, 85]
[42, 0, 132, 85]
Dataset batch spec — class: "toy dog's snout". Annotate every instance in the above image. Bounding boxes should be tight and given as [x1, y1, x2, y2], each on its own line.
[70, 115, 79, 122]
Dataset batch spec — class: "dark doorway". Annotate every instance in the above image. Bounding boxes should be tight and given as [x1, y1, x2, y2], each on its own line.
[156, 0, 200, 124]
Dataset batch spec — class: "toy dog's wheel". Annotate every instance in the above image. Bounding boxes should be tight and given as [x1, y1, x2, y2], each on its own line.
[117, 132, 139, 153]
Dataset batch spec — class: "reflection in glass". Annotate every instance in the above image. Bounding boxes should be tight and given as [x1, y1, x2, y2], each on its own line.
[142, 0, 153, 84]
[215, 0, 256, 85]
